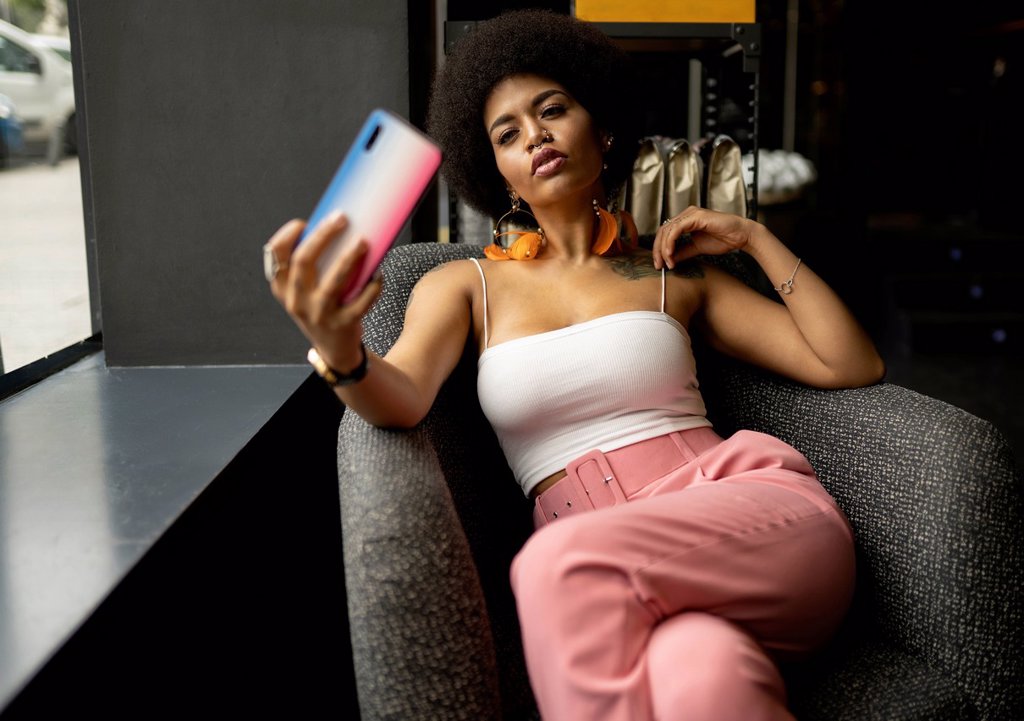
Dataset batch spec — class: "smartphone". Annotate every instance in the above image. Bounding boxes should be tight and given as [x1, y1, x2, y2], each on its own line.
[298, 109, 442, 303]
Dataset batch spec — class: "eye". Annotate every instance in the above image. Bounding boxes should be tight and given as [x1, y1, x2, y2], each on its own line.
[540, 103, 565, 119]
[496, 128, 518, 146]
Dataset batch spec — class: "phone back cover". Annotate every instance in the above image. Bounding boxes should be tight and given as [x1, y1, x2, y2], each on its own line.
[303, 109, 441, 301]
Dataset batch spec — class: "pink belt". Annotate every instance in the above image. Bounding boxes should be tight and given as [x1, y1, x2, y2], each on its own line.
[533, 427, 722, 526]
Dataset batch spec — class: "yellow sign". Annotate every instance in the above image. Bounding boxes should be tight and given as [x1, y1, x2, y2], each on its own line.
[575, 1, 755, 24]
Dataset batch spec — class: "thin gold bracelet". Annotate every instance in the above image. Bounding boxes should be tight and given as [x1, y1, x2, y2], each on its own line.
[773, 258, 802, 295]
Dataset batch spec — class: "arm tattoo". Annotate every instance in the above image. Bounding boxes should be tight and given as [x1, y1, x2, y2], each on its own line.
[606, 252, 705, 280]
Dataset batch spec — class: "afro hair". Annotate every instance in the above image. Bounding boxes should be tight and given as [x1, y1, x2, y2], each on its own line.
[427, 9, 641, 220]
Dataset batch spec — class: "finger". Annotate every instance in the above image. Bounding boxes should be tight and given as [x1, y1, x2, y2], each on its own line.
[655, 219, 679, 269]
[652, 221, 671, 269]
[672, 206, 705, 230]
[265, 219, 305, 297]
[320, 236, 370, 301]
[308, 241, 376, 328]
[287, 212, 351, 311]
[652, 229, 664, 269]
[670, 206, 708, 237]
[314, 276, 381, 334]
[651, 232, 663, 269]
[265, 218, 305, 258]
[291, 210, 350, 280]
[659, 226, 681, 270]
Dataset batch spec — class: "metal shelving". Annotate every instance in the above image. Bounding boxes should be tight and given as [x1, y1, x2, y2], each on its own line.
[442, 20, 762, 238]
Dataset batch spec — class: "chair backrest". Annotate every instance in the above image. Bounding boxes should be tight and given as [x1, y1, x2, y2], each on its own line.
[355, 242, 1024, 719]
[364, 242, 537, 718]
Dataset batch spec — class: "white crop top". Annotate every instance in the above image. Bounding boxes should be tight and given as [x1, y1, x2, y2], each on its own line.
[471, 258, 712, 497]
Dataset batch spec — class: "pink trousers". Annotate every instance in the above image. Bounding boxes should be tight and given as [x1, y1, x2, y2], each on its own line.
[510, 427, 856, 721]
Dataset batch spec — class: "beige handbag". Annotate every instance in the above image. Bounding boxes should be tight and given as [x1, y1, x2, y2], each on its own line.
[626, 136, 705, 236]
[661, 137, 702, 219]
[703, 134, 748, 217]
[628, 137, 665, 237]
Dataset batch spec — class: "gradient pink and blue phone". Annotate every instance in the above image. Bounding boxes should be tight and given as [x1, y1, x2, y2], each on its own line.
[300, 109, 441, 303]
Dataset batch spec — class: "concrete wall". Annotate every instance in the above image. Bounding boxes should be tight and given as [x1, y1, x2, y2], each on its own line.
[74, 0, 410, 366]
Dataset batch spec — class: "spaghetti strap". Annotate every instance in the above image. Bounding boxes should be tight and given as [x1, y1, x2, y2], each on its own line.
[660, 266, 666, 314]
[470, 257, 490, 348]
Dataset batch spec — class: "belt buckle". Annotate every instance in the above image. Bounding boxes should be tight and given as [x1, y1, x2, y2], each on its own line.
[537, 474, 593, 523]
[566, 450, 628, 508]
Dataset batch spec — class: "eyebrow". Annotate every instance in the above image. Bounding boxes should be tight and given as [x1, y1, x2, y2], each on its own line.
[487, 89, 567, 135]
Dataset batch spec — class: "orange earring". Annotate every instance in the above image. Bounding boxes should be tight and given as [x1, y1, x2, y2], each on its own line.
[590, 199, 638, 256]
[485, 192, 546, 261]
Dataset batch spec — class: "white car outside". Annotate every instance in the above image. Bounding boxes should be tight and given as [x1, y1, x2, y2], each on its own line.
[0, 18, 75, 152]
[33, 33, 72, 63]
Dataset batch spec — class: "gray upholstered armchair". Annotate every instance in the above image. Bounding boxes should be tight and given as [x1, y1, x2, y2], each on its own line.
[337, 243, 1023, 721]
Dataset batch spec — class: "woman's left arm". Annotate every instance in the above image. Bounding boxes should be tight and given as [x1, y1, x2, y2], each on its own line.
[654, 207, 885, 389]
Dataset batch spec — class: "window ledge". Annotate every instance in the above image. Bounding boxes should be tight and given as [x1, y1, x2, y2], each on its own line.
[0, 352, 311, 710]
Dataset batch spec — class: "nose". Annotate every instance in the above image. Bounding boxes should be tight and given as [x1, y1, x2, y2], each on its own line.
[526, 127, 553, 152]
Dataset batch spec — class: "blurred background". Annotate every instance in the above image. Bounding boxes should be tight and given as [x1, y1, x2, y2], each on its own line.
[0, 0, 89, 376]
[442, 0, 1024, 467]
[1, 0, 1021, 466]
[0, 1, 1019, 716]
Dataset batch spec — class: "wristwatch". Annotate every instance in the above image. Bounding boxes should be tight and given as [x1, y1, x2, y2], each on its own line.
[307, 344, 369, 387]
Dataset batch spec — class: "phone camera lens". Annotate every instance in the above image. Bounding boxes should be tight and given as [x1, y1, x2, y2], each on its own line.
[365, 125, 382, 150]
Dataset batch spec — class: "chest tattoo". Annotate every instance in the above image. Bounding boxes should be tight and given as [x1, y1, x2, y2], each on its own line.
[606, 253, 705, 280]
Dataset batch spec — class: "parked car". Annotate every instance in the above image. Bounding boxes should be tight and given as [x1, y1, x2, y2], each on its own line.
[32, 33, 72, 63]
[0, 19, 76, 155]
[0, 92, 24, 166]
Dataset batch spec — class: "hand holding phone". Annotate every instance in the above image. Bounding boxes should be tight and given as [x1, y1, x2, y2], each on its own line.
[298, 109, 442, 304]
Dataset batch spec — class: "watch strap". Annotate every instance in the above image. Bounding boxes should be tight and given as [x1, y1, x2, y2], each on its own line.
[307, 344, 368, 386]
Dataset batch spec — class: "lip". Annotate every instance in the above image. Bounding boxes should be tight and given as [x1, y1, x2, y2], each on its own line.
[532, 148, 567, 176]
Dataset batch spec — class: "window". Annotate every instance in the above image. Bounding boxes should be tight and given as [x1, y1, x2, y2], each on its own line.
[0, 5, 94, 379]
[1, 35, 39, 73]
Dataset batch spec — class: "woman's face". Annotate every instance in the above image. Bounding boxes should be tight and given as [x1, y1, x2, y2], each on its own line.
[483, 74, 606, 211]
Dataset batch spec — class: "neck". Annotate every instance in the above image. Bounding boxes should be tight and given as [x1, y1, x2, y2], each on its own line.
[532, 189, 607, 263]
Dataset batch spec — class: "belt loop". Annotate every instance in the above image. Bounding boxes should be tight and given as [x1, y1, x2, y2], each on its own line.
[668, 431, 698, 464]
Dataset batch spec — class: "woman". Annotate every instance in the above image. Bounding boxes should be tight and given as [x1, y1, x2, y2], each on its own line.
[265, 10, 885, 721]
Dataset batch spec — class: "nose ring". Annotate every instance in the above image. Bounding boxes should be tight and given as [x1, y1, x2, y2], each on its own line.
[529, 130, 553, 151]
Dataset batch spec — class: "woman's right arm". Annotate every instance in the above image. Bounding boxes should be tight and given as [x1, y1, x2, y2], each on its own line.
[265, 213, 473, 429]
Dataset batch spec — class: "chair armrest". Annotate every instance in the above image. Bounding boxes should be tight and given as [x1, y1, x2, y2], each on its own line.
[337, 411, 502, 721]
[708, 361, 1024, 718]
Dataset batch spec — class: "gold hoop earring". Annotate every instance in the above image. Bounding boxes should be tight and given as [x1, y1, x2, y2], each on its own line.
[485, 191, 546, 261]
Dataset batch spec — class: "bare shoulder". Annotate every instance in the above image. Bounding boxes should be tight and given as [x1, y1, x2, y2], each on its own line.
[400, 258, 482, 317]
[409, 257, 480, 292]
